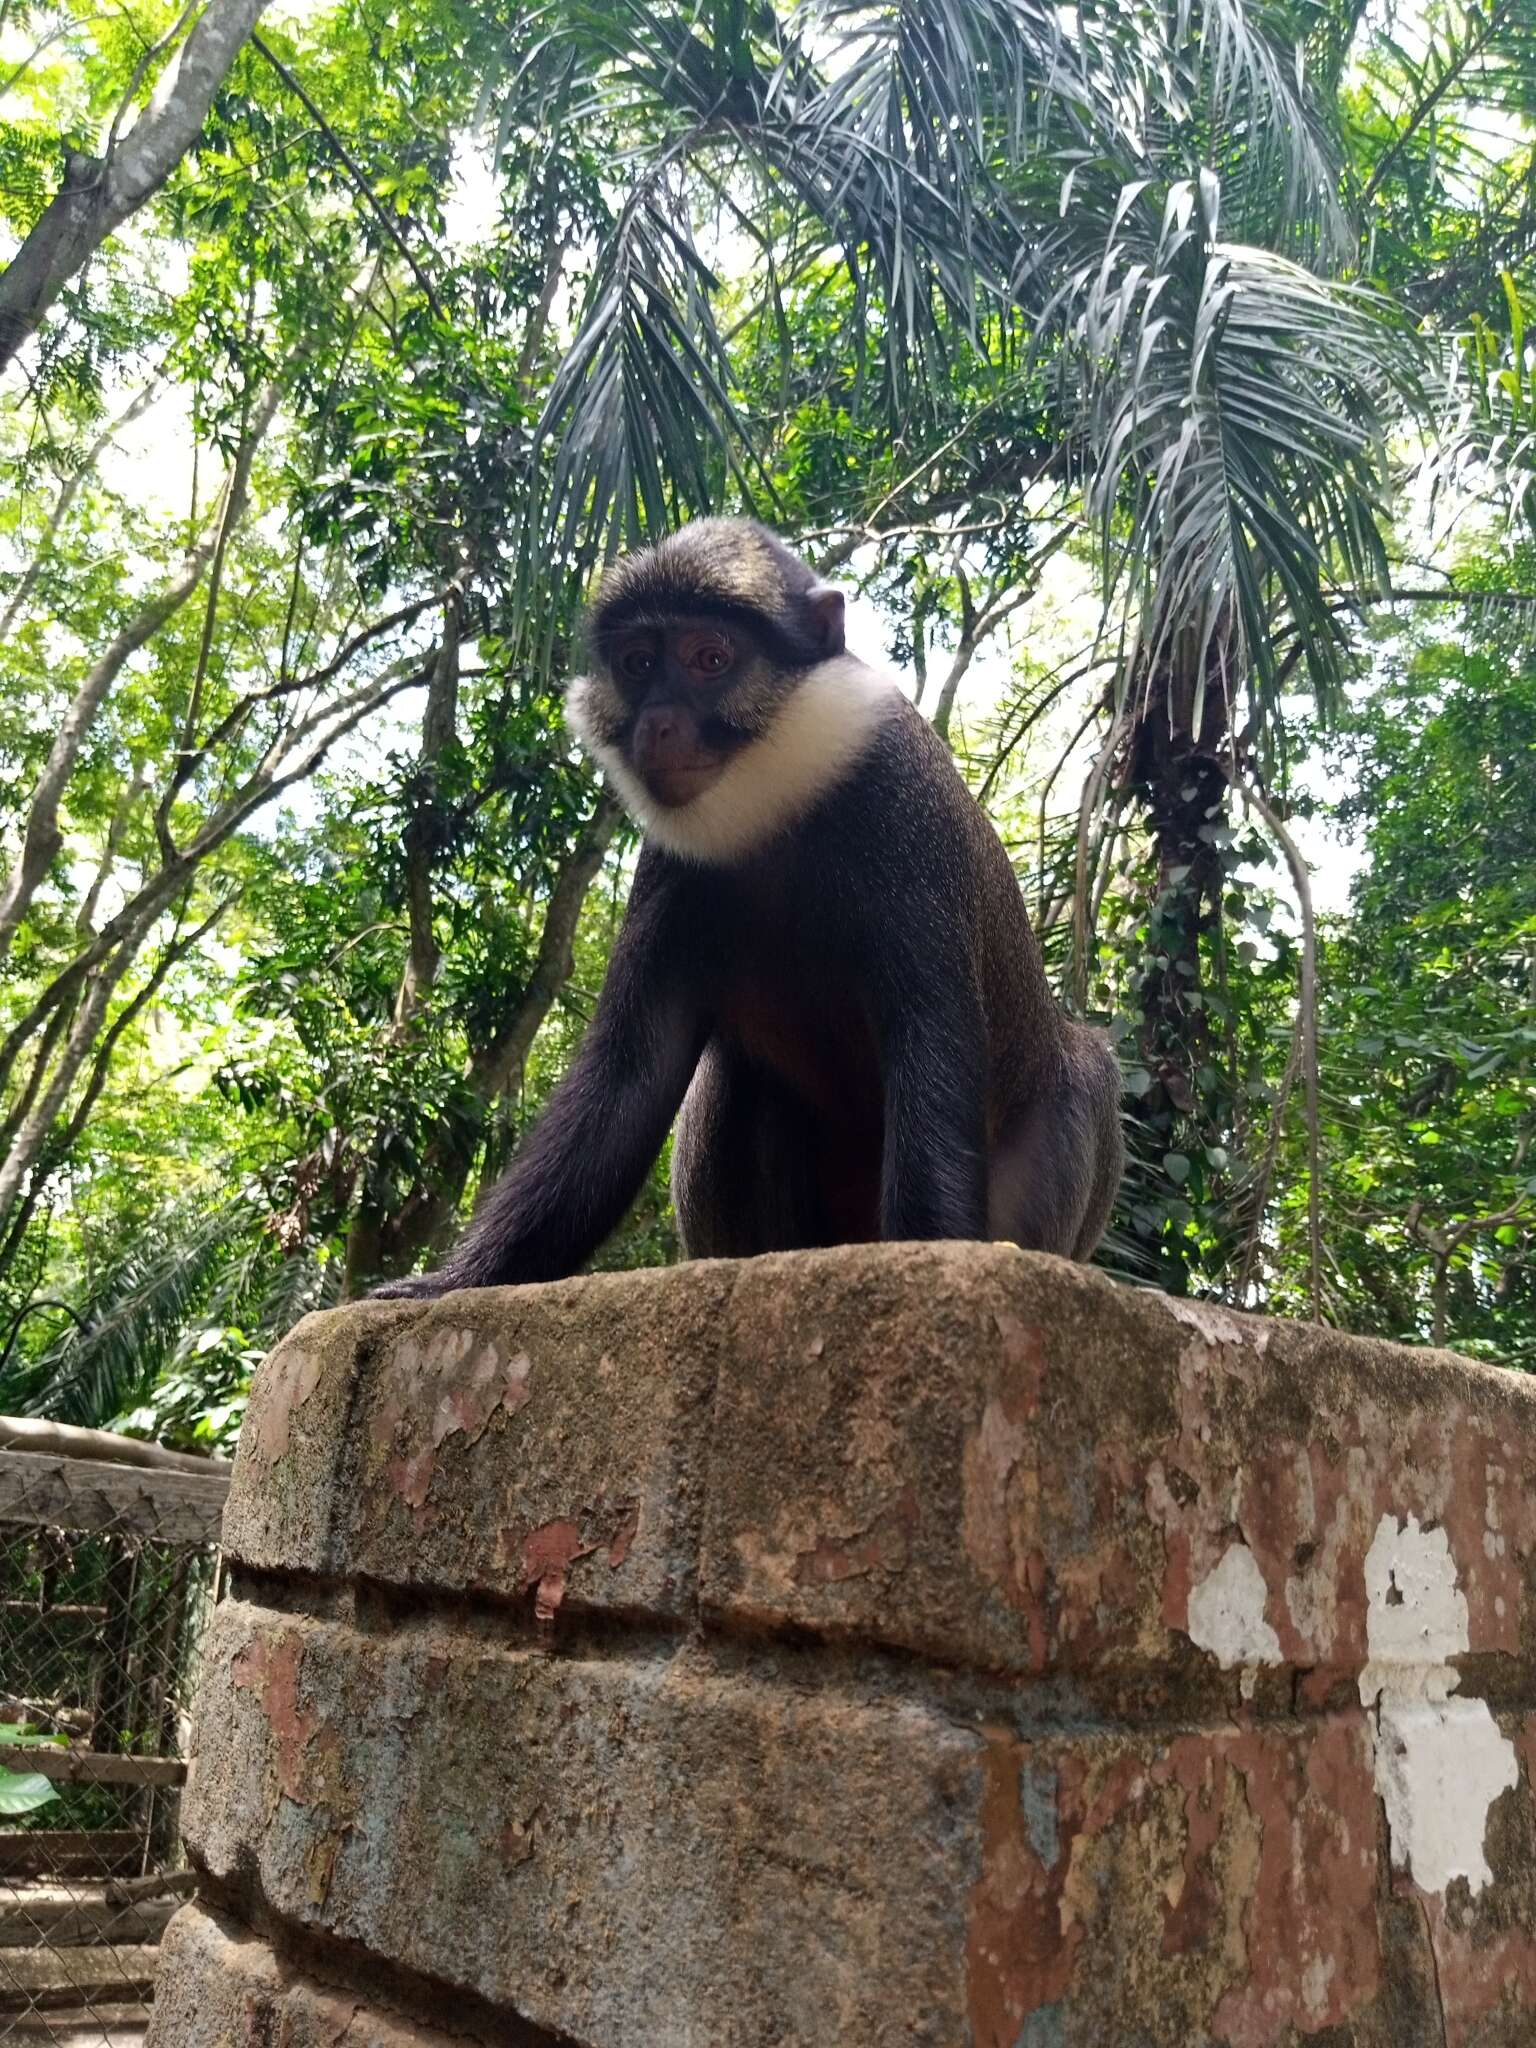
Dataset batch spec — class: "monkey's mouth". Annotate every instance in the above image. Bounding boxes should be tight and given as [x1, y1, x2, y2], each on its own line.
[641, 759, 725, 808]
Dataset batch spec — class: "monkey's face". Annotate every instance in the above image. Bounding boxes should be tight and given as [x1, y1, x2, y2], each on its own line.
[601, 612, 774, 808]
[566, 523, 881, 863]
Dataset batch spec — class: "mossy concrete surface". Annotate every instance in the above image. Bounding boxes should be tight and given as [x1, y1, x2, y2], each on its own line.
[147, 1243, 1536, 2045]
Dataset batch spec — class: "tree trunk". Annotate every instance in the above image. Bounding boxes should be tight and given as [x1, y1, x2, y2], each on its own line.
[0, 384, 278, 960]
[0, 0, 274, 369]
[465, 795, 621, 1101]
[1122, 628, 1235, 1290]
[391, 590, 462, 1034]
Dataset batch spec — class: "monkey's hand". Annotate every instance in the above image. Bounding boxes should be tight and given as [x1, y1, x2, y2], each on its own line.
[366, 1269, 462, 1302]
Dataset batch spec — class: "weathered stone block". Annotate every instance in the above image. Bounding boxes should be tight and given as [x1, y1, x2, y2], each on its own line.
[698, 1247, 1536, 1700]
[152, 1244, 1536, 2047]
[226, 1263, 736, 1622]
[183, 1597, 984, 2043]
[151, 1900, 470, 2046]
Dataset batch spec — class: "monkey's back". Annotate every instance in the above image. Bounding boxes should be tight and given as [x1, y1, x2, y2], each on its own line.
[661, 683, 1116, 1257]
[841, 696, 1121, 1253]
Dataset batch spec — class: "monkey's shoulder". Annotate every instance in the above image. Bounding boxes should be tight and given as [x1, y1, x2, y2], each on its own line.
[809, 689, 1012, 865]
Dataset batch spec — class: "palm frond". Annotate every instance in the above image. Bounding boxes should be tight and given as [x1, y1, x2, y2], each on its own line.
[1430, 276, 1536, 527]
[0, 1190, 339, 1431]
[504, 0, 1431, 743]
[1171, 0, 1347, 254]
[2, 1198, 253, 1427]
[1040, 171, 1425, 734]
[777, 0, 1097, 392]
[253, 1238, 341, 1334]
[529, 181, 762, 630]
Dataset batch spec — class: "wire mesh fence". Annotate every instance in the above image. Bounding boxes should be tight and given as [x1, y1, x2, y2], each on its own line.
[0, 1434, 228, 2046]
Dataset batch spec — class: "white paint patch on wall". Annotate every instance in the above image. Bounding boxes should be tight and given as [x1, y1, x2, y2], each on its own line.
[1357, 1513, 1518, 1896]
[1187, 1542, 1282, 1675]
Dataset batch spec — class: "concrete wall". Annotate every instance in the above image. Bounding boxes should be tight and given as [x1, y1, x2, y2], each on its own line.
[148, 1243, 1536, 2046]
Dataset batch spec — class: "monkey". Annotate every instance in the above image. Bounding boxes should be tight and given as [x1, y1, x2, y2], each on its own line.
[369, 518, 1122, 1299]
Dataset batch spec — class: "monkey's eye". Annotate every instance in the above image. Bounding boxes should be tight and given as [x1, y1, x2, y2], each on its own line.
[618, 645, 657, 681]
[680, 633, 732, 678]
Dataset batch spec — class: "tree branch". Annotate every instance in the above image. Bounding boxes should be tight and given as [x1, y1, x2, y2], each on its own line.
[0, 380, 280, 961]
[1360, 0, 1513, 206]
[0, 651, 431, 1108]
[0, 0, 275, 368]
[0, 374, 161, 641]
[392, 588, 463, 1033]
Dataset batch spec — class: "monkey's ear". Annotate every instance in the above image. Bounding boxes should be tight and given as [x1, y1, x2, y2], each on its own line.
[808, 583, 846, 657]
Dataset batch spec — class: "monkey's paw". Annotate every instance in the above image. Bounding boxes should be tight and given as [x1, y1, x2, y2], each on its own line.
[367, 1271, 455, 1302]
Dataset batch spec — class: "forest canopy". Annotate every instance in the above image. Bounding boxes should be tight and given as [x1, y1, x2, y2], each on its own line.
[1, 0, 1534, 1448]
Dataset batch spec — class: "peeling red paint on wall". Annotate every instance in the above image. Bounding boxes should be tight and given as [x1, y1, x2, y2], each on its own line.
[963, 1713, 1380, 2048]
[231, 1630, 323, 1801]
[305, 1828, 344, 1906]
[172, 1251, 1536, 2046]
[1196, 1720, 1379, 2045]
[606, 1499, 641, 1571]
[1518, 1720, 1536, 1796]
[961, 1362, 1049, 1667]
[430, 1346, 532, 1448]
[965, 1726, 1080, 2048]
[500, 1813, 539, 1867]
[1422, 1893, 1536, 2048]
[521, 1518, 592, 1620]
[792, 1487, 917, 1587]
[368, 1330, 534, 1517]
[490, 1496, 643, 1618]
[253, 1341, 323, 1462]
[1156, 1740, 1230, 1956]
[992, 1310, 1047, 1408]
[388, 1445, 437, 1511]
[1143, 1314, 1534, 1680]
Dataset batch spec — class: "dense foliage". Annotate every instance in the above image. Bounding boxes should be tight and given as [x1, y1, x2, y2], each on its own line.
[0, 0, 1533, 1446]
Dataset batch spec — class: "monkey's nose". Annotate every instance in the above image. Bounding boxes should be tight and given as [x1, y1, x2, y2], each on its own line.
[634, 705, 687, 768]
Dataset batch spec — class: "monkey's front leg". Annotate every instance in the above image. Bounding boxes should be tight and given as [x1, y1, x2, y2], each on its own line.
[370, 898, 705, 1299]
[876, 990, 989, 1243]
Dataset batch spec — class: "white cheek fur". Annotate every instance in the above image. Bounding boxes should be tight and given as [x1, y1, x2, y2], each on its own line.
[565, 655, 897, 864]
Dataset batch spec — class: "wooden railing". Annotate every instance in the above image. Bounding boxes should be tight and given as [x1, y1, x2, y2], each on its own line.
[0, 1420, 229, 2042]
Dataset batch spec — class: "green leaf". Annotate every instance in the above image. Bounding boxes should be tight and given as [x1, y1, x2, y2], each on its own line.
[0, 1770, 59, 1816]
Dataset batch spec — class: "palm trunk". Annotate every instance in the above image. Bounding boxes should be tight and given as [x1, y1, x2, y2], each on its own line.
[1122, 627, 1235, 1288]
